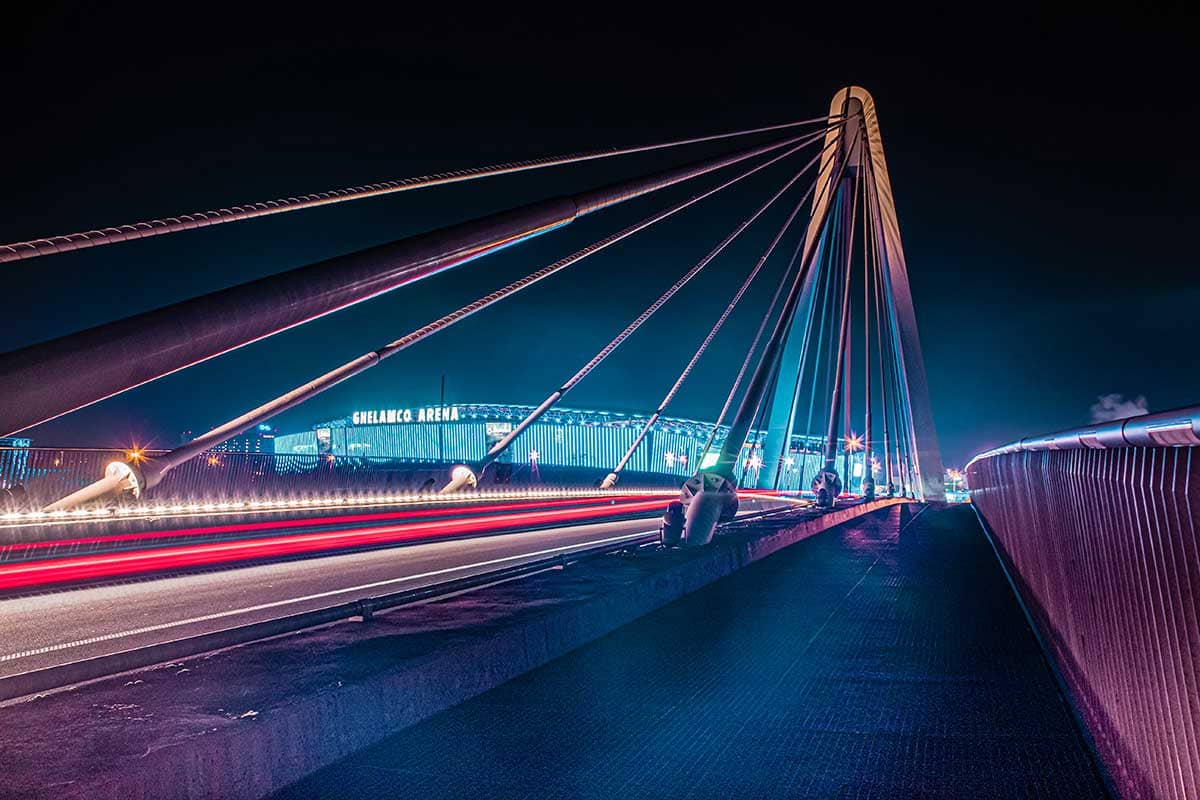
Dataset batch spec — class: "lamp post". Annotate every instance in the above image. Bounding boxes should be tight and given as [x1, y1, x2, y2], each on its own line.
[845, 432, 863, 494]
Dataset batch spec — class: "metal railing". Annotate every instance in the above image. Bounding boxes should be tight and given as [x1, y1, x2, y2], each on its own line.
[966, 404, 1200, 800]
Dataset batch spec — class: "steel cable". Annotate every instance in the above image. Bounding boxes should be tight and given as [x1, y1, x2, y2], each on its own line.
[0, 116, 836, 264]
[93, 132, 836, 499]
[604, 148, 833, 483]
[478, 140, 838, 471]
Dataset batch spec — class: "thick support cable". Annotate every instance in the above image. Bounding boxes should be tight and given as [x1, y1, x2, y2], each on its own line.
[864, 172, 892, 491]
[695, 268, 788, 465]
[862, 168, 875, 495]
[706, 124, 861, 479]
[864, 150, 916, 493]
[695, 133, 845, 465]
[878, 249, 910, 496]
[42, 135, 820, 509]
[822, 169, 861, 473]
[769, 226, 832, 490]
[466, 145, 832, 486]
[842, 252, 854, 488]
[867, 151, 906, 496]
[800, 212, 840, 451]
[881, 251, 911, 493]
[874, 260, 892, 490]
[739, 337, 786, 485]
[810, 216, 845, 488]
[603, 164, 823, 487]
[1, 127, 837, 438]
[861, 147, 893, 492]
[0, 116, 836, 264]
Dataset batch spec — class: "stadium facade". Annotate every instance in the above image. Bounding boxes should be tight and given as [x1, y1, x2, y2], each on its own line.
[274, 401, 856, 489]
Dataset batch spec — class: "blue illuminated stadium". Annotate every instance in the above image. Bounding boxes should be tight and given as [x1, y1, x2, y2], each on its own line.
[274, 402, 847, 489]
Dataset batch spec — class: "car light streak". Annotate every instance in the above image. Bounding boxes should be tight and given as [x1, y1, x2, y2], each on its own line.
[0, 498, 671, 590]
[0, 487, 675, 528]
[0, 528, 659, 666]
[2, 494, 672, 558]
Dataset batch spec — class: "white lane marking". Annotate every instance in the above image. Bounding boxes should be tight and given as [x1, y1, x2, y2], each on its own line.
[0, 529, 656, 665]
[0, 500, 797, 666]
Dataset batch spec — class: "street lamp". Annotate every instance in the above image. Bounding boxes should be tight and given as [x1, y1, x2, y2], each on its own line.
[946, 468, 965, 495]
[845, 433, 863, 494]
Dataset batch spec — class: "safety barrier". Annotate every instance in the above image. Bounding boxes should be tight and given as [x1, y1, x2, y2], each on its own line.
[967, 404, 1200, 800]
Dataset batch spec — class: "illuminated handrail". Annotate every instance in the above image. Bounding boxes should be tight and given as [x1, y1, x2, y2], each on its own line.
[966, 402, 1200, 469]
[966, 404, 1200, 798]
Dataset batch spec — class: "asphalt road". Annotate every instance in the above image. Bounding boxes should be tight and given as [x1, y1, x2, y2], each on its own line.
[0, 494, 793, 680]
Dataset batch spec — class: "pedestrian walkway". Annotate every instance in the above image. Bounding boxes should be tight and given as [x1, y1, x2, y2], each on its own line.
[273, 504, 1107, 799]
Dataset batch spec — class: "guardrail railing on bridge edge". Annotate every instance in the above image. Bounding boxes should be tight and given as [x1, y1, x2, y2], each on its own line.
[966, 403, 1200, 800]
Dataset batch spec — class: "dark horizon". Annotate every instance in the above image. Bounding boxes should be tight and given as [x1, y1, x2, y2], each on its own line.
[3, 6, 1198, 467]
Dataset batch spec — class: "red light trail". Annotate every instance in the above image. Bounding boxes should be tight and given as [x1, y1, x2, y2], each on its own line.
[0, 496, 672, 591]
[2, 494, 672, 558]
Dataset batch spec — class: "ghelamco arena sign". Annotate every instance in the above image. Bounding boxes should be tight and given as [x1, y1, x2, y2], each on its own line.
[351, 406, 462, 425]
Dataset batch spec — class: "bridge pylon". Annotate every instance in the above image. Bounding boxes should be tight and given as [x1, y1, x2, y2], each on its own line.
[680, 86, 944, 546]
[758, 86, 944, 505]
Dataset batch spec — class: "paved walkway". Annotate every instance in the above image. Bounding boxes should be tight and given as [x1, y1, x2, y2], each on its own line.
[273, 504, 1107, 799]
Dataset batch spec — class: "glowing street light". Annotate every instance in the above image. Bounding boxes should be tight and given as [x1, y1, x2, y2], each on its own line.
[529, 449, 539, 462]
[845, 432, 863, 452]
[946, 468, 965, 491]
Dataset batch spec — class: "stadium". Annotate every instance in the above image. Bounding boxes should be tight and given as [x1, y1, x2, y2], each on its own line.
[273, 401, 857, 490]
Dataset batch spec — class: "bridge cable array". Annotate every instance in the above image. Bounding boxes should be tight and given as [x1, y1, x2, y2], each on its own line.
[772, 117, 921, 502]
[25, 86, 936, 518]
[1, 123, 839, 438]
[0, 116, 837, 264]
[662, 99, 928, 527]
[443, 135, 837, 491]
[865, 146, 918, 494]
[703, 122, 863, 488]
[694, 133, 849, 469]
[41, 124, 839, 508]
[599, 133, 842, 489]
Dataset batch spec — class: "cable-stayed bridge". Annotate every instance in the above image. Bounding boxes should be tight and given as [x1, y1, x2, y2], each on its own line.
[0, 87, 1196, 800]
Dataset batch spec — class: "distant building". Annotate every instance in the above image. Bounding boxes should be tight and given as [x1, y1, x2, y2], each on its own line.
[274, 401, 836, 488]
[210, 424, 276, 455]
[0, 436, 32, 491]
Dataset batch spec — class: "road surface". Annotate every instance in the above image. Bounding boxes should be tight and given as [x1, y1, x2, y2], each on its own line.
[0, 494, 795, 680]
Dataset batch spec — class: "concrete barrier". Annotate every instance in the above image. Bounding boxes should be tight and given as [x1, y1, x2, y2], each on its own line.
[0, 498, 903, 800]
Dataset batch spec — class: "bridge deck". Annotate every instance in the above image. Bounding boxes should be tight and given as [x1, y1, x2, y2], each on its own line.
[273, 504, 1107, 799]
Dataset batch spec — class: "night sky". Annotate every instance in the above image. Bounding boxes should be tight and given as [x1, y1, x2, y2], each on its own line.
[3, 7, 1197, 468]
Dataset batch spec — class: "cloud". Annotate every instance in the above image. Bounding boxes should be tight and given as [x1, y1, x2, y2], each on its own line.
[1089, 394, 1149, 424]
